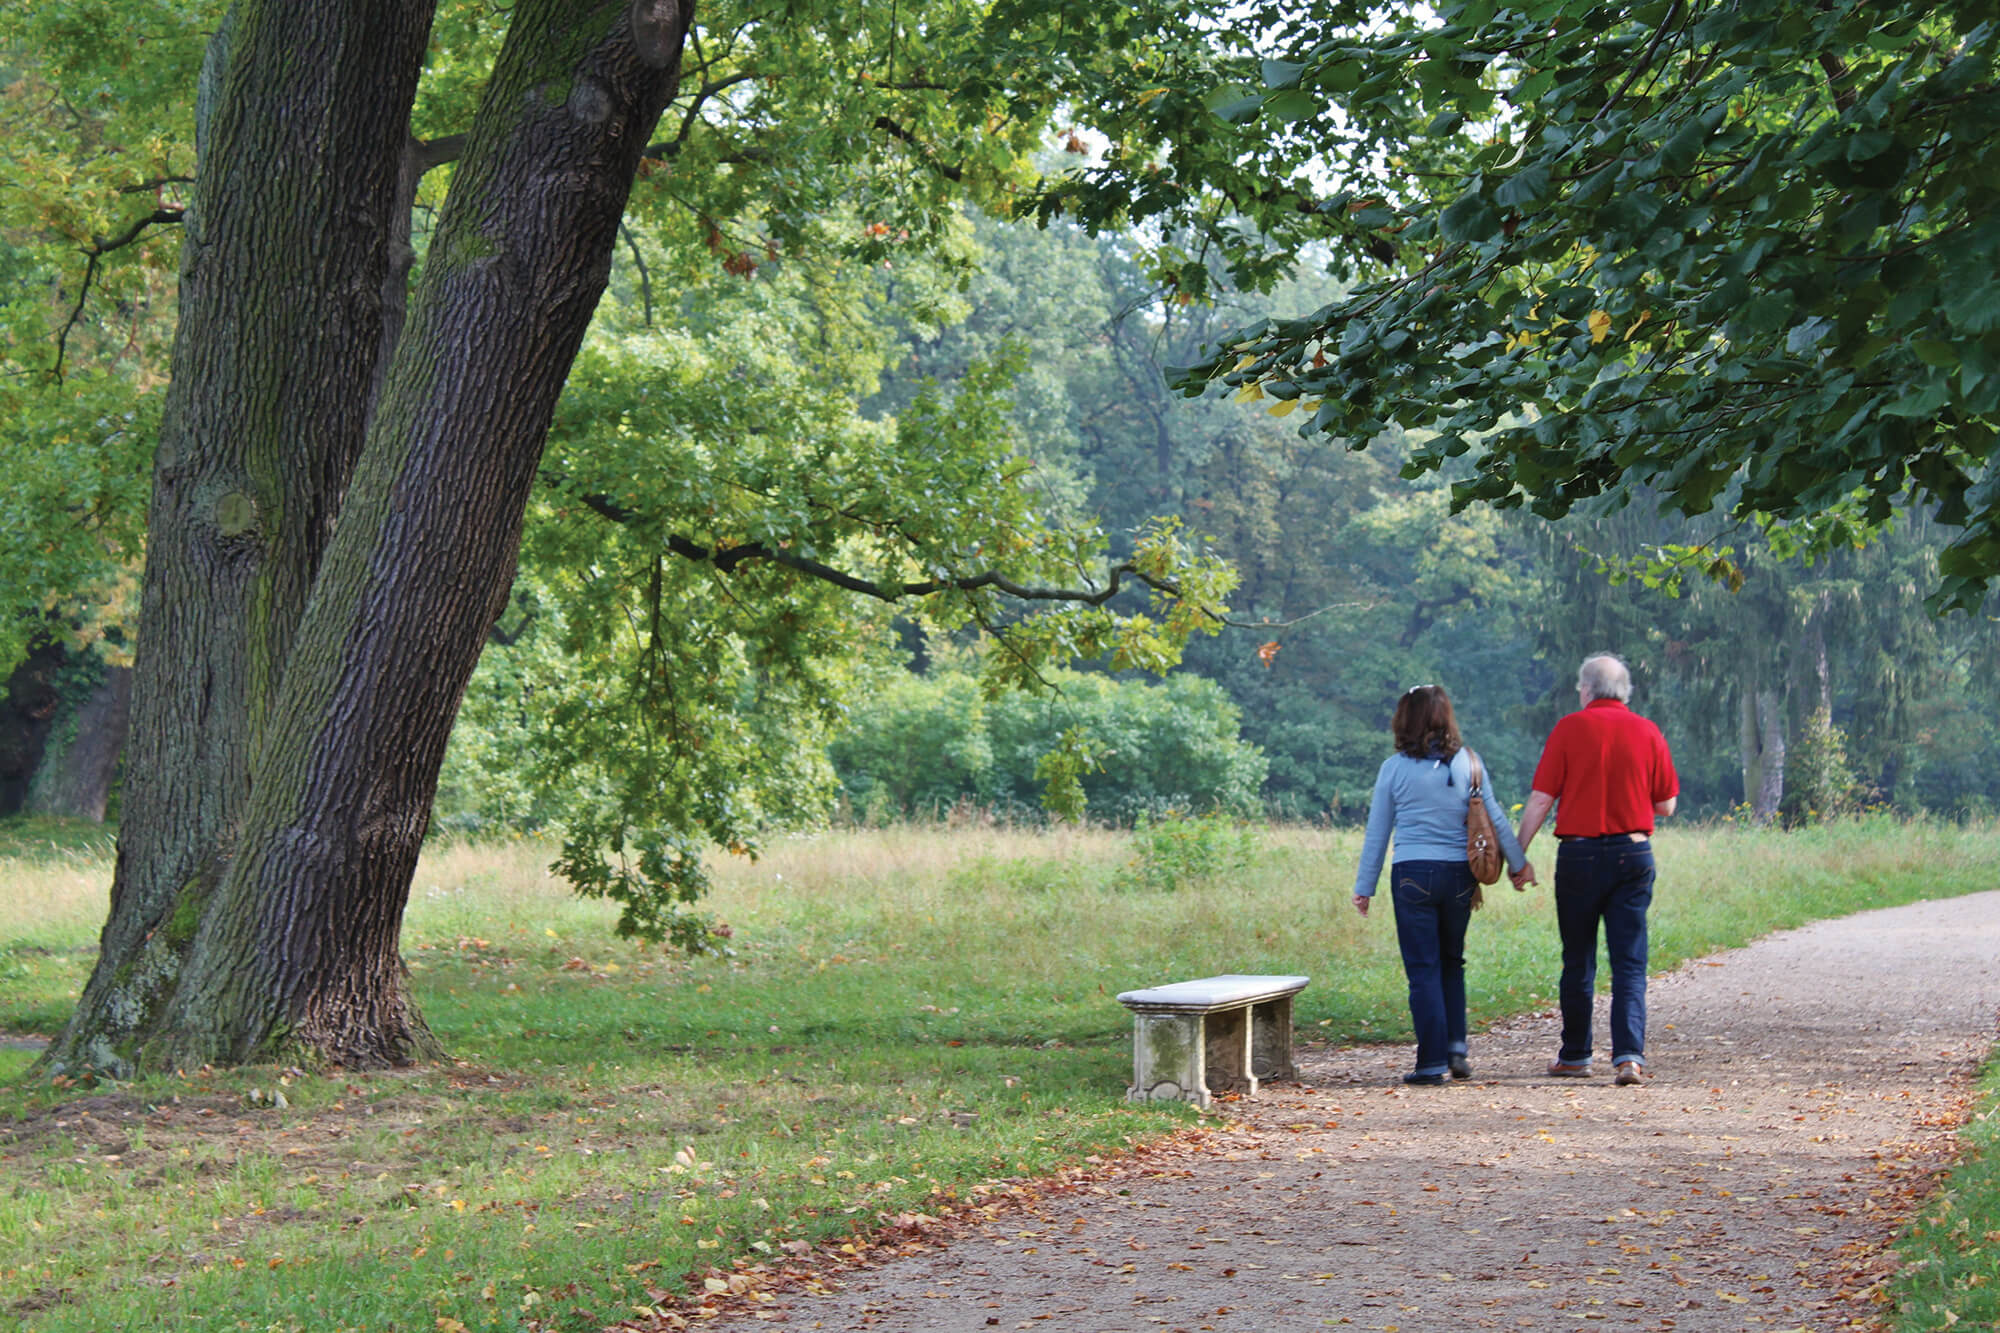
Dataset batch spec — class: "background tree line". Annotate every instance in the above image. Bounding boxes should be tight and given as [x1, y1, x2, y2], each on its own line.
[10, 179, 2000, 835]
[428, 208, 2000, 832]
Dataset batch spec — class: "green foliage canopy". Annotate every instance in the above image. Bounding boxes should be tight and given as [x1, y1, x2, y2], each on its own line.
[1039, 0, 2000, 610]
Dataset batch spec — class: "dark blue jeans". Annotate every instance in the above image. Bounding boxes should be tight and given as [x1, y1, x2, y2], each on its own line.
[1553, 836, 1657, 1067]
[1390, 860, 1477, 1077]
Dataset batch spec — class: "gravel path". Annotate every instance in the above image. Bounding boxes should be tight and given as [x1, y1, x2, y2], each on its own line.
[690, 891, 2000, 1333]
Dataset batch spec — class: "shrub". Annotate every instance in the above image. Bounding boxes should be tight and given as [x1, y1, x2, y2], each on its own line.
[828, 667, 1267, 823]
[1115, 810, 1256, 891]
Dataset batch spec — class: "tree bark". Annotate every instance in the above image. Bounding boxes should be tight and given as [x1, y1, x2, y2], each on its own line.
[41, 0, 693, 1075]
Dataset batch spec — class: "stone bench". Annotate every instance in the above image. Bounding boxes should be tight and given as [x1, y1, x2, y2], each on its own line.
[1116, 973, 1309, 1108]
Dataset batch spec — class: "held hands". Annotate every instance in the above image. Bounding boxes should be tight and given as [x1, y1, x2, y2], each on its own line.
[1352, 893, 1371, 917]
[1509, 861, 1538, 891]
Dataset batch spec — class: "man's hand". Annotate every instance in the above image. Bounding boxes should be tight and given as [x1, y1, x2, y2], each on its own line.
[1352, 894, 1371, 917]
[1510, 861, 1538, 891]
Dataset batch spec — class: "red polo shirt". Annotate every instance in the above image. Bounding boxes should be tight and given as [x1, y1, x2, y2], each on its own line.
[1531, 699, 1678, 837]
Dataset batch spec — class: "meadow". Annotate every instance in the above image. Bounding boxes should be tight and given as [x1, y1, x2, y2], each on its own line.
[2, 816, 1997, 1332]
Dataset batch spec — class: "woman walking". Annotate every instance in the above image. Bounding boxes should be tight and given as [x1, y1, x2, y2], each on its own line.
[1352, 685, 1530, 1085]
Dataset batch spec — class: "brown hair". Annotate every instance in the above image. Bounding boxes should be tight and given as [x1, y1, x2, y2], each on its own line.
[1392, 685, 1462, 761]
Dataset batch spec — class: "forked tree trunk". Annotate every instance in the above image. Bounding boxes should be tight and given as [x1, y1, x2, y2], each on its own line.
[42, 0, 692, 1074]
[44, 1, 437, 1076]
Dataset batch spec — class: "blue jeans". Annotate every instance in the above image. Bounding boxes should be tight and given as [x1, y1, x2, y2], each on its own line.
[1390, 860, 1476, 1077]
[1553, 836, 1656, 1067]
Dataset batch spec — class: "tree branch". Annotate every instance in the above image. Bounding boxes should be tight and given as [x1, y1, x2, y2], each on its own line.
[571, 491, 1184, 606]
[642, 71, 764, 161]
[872, 114, 964, 182]
[53, 208, 185, 382]
[620, 223, 655, 327]
[414, 133, 468, 175]
[88, 208, 184, 256]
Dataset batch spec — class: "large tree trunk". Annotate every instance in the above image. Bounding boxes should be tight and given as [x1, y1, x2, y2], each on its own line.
[43, 0, 692, 1075]
[42, 0, 437, 1076]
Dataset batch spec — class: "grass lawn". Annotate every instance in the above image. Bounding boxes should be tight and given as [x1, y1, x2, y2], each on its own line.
[2, 816, 1997, 1331]
[1893, 1057, 2000, 1331]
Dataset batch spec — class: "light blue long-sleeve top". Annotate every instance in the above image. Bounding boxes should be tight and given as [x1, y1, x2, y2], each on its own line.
[1352, 748, 1526, 897]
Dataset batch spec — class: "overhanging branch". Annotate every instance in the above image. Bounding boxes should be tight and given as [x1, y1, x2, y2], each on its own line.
[573, 491, 1184, 606]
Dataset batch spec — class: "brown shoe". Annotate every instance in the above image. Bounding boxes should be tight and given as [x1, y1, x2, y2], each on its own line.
[1547, 1059, 1592, 1077]
[1614, 1061, 1645, 1086]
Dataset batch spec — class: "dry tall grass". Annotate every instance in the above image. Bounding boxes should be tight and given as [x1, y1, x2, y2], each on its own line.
[2, 846, 114, 949]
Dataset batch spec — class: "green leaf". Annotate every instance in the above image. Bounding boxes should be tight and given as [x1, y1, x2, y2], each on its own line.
[1261, 58, 1308, 90]
[1263, 88, 1320, 123]
[1493, 165, 1550, 209]
[1439, 189, 1500, 243]
[1204, 82, 1265, 124]
[1912, 339, 1960, 369]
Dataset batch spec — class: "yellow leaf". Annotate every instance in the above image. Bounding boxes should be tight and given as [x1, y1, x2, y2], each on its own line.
[1588, 310, 1612, 343]
[1234, 381, 1266, 403]
[1267, 397, 1299, 417]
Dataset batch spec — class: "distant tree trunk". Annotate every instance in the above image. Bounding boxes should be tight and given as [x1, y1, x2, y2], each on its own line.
[1804, 594, 1832, 714]
[26, 666, 130, 822]
[42, 0, 693, 1075]
[0, 639, 66, 814]
[1738, 684, 1786, 821]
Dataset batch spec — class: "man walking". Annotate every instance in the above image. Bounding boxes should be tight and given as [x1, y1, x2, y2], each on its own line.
[1514, 654, 1679, 1086]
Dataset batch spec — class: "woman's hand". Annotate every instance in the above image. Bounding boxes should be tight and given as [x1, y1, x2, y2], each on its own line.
[1352, 893, 1371, 916]
[1510, 861, 1538, 891]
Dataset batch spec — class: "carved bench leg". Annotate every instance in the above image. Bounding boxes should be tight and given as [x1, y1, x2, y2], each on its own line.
[1250, 995, 1297, 1083]
[1130, 1013, 1208, 1106]
[1203, 1005, 1256, 1097]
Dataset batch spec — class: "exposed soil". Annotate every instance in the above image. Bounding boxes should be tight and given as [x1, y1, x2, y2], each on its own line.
[686, 891, 2000, 1333]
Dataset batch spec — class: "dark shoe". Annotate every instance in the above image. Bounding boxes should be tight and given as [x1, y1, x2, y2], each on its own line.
[1614, 1061, 1646, 1086]
[1547, 1059, 1593, 1077]
[1402, 1071, 1446, 1086]
[1448, 1054, 1473, 1081]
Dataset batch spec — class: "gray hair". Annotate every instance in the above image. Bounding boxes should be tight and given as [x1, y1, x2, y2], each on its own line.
[1577, 653, 1632, 703]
